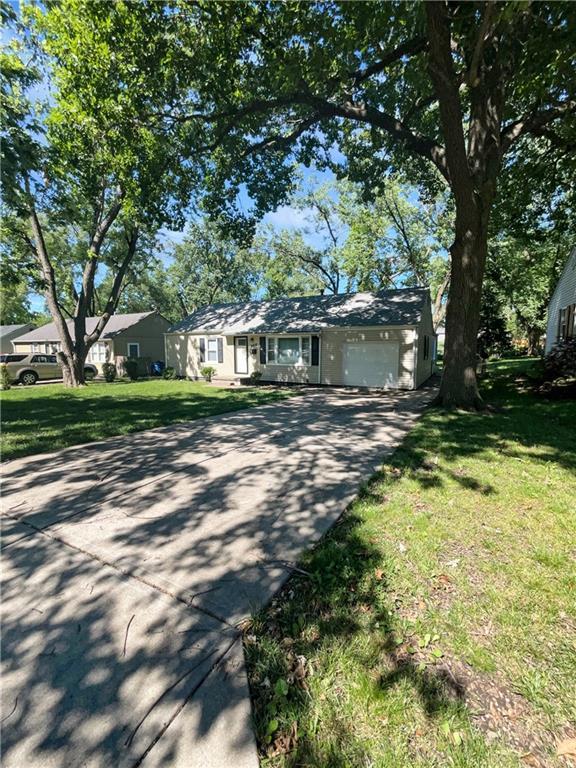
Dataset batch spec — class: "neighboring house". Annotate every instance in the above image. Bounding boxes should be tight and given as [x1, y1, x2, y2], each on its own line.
[545, 246, 576, 353]
[0, 323, 35, 354]
[12, 311, 171, 373]
[165, 287, 436, 390]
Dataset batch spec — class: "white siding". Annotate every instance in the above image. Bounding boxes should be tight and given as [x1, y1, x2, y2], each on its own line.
[414, 300, 436, 387]
[257, 363, 319, 384]
[545, 247, 576, 353]
[320, 327, 415, 389]
[165, 333, 240, 379]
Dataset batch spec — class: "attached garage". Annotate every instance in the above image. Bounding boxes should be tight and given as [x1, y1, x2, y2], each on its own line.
[165, 287, 436, 390]
[342, 341, 399, 388]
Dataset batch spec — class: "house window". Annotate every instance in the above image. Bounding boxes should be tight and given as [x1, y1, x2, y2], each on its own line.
[277, 337, 300, 365]
[127, 342, 140, 358]
[89, 342, 108, 363]
[206, 338, 219, 362]
[266, 337, 276, 363]
[301, 336, 310, 365]
[423, 335, 430, 360]
[265, 336, 311, 366]
[558, 304, 575, 341]
[31, 343, 56, 353]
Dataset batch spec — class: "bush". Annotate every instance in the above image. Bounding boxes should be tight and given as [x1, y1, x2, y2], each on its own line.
[200, 365, 216, 382]
[102, 362, 117, 383]
[543, 338, 576, 381]
[250, 370, 263, 383]
[0, 363, 11, 390]
[163, 366, 176, 380]
[124, 358, 139, 381]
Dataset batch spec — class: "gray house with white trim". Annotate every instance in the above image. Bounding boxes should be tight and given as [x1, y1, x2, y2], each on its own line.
[165, 287, 436, 390]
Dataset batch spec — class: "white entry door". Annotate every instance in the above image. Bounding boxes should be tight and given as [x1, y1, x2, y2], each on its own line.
[342, 342, 399, 388]
[234, 336, 249, 374]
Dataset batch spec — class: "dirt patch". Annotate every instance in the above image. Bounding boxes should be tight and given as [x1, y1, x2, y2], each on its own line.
[430, 658, 574, 767]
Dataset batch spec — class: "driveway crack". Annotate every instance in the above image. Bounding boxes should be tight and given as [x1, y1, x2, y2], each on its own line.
[2, 510, 239, 630]
[129, 636, 241, 768]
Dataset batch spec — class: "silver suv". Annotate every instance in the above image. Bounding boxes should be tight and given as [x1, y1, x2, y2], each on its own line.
[0, 353, 97, 385]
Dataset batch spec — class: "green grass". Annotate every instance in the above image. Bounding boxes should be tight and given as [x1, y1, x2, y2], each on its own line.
[245, 359, 576, 767]
[0, 379, 294, 461]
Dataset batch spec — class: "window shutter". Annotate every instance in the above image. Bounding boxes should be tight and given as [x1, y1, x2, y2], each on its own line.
[311, 335, 320, 366]
[217, 337, 224, 363]
[199, 337, 205, 362]
[259, 336, 266, 364]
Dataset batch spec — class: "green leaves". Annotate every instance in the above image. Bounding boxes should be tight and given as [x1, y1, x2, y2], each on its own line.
[274, 678, 289, 697]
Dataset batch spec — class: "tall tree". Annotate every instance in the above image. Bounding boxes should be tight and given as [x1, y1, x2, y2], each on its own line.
[255, 177, 452, 314]
[163, 0, 575, 407]
[168, 220, 261, 315]
[3, 1, 195, 385]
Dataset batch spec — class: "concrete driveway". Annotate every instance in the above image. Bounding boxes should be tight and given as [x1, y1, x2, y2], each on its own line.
[1, 387, 432, 768]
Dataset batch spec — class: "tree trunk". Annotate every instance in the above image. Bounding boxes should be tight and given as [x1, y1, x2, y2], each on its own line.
[58, 351, 86, 387]
[526, 327, 541, 357]
[435, 202, 488, 409]
[432, 268, 450, 330]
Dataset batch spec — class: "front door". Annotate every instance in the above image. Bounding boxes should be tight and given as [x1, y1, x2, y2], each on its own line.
[234, 336, 249, 374]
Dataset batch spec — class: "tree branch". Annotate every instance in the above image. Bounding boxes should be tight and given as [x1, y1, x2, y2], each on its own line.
[243, 114, 322, 156]
[84, 225, 139, 349]
[425, 3, 474, 202]
[468, 2, 497, 87]
[350, 36, 428, 86]
[25, 180, 75, 356]
[305, 96, 450, 181]
[164, 90, 449, 181]
[500, 101, 575, 154]
[433, 268, 451, 329]
[312, 201, 339, 249]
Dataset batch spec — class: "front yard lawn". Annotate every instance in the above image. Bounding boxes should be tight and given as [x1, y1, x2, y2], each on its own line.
[246, 359, 576, 768]
[0, 379, 293, 461]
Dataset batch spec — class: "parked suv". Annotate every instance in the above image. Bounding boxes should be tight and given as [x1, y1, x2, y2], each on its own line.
[0, 353, 97, 385]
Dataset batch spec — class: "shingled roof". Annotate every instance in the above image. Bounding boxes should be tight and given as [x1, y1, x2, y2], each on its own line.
[0, 324, 35, 338]
[12, 312, 157, 343]
[169, 287, 431, 335]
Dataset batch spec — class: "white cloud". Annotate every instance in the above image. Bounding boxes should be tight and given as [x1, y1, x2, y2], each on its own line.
[262, 205, 312, 231]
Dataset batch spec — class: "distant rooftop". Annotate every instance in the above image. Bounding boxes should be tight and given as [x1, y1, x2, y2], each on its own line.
[12, 312, 157, 343]
[0, 323, 35, 338]
[169, 287, 431, 335]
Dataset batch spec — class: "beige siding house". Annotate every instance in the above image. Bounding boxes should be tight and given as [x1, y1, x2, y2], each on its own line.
[12, 311, 170, 373]
[165, 288, 436, 390]
[545, 246, 576, 353]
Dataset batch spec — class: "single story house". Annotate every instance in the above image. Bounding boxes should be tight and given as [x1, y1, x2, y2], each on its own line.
[0, 323, 35, 355]
[12, 311, 171, 373]
[165, 287, 436, 390]
[545, 246, 576, 353]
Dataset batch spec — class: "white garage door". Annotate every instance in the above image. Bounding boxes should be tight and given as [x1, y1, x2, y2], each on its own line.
[342, 342, 399, 388]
